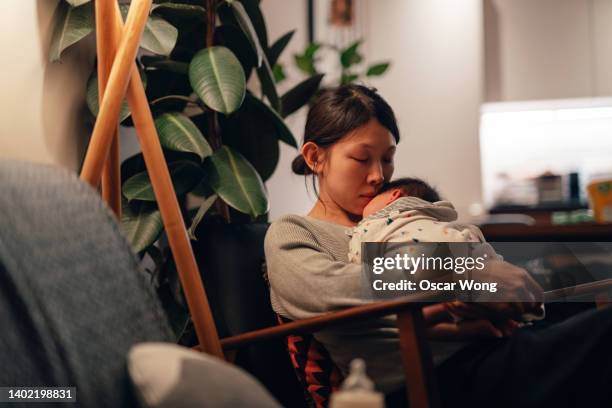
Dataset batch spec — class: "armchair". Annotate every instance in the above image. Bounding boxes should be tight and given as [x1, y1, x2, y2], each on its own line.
[192, 223, 447, 408]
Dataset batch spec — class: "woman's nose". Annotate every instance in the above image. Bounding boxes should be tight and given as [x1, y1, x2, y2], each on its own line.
[367, 162, 384, 185]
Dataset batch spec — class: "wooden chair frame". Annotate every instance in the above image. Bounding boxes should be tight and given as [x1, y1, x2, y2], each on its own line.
[217, 294, 447, 408]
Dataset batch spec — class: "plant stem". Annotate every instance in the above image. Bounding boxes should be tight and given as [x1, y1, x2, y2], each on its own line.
[204, 0, 220, 151]
[205, 0, 229, 223]
[206, 0, 216, 48]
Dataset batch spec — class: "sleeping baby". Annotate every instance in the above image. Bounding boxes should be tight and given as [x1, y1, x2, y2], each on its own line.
[348, 177, 544, 321]
[348, 177, 490, 263]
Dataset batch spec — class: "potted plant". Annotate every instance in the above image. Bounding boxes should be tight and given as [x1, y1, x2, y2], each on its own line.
[50, 0, 324, 337]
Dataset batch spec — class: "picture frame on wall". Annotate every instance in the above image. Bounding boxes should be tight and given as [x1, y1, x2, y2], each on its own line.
[307, 0, 364, 47]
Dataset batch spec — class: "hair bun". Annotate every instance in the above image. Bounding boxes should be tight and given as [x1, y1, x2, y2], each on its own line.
[291, 154, 311, 175]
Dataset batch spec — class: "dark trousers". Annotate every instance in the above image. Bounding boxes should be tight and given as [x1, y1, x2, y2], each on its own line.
[386, 304, 612, 408]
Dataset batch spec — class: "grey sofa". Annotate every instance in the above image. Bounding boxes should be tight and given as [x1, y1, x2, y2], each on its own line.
[0, 160, 173, 407]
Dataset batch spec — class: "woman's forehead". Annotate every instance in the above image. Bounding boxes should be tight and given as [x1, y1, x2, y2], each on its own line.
[340, 133, 396, 151]
[340, 119, 396, 148]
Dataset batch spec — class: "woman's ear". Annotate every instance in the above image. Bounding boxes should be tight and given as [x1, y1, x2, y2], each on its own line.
[302, 142, 321, 173]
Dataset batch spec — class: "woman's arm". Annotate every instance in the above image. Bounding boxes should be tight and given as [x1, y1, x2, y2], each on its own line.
[264, 219, 370, 320]
[265, 217, 534, 340]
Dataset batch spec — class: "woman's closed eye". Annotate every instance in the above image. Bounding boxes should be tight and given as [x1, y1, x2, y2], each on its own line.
[350, 156, 369, 163]
[350, 157, 394, 166]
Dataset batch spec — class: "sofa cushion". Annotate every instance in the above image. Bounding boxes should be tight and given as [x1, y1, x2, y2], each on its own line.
[128, 343, 282, 408]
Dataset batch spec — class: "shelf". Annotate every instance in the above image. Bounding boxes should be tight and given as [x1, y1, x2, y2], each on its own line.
[480, 223, 612, 241]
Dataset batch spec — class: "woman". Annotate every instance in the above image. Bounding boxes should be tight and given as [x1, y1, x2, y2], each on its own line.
[264, 84, 612, 407]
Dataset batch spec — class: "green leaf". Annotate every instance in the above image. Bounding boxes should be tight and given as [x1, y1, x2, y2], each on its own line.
[267, 30, 295, 66]
[143, 59, 189, 75]
[273, 63, 286, 83]
[235, 0, 268, 50]
[206, 146, 268, 217]
[256, 58, 281, 112]
[221, 1, 281, 111]
[340, 40, 362, 68]
[189, 46, 246, 114]
[119, 5, 179, 56]
[294, 54, 317, 76]
[228, 0, 264, 67]
[190, 180, 216, 198]
[121, 203, 163, 254]
[366, 62, 390, 77]
[66, 0, 91, 6]
[123, 161, 204, 202]
[222, 122, 279, 182]
[341, 73, 359, 84]
[49, 1, 94, 62]
[280, 74, 324, 118]
[214, 25, 257, 82]
[247, 94, 296, 147]
[188, 194, 218, 240]
[151, 3, 206, 19]
[304, 42, 321, 58]
[219, 1, 277, 109]
[219, 95, 281, 181]
[155, 113, 212, 161]
[86, 69, 147, 122]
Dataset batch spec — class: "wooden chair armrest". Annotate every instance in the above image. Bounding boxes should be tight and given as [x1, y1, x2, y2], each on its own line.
[194, 291, 447, 408]
[219, 290, 451, 350]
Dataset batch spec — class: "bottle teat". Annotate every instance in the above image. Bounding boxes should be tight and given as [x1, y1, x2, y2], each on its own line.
[341, 359, 375, 391]
[330, 358, 384, 408]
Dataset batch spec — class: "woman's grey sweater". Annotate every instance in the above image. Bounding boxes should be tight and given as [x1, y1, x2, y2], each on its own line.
[264, 214, 464, 393]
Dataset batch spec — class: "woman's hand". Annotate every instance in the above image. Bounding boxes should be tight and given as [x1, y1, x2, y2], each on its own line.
[423, 303, 520, 340]
[444, 300, 543, 323]
[466, 260, 544, 320]
[427, 319, 502, 340]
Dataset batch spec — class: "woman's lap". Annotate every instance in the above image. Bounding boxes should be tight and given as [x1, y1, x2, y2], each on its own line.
[435, 305, 612, 408]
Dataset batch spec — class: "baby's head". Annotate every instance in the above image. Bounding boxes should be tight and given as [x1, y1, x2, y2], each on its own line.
[363, 177, 441, 218]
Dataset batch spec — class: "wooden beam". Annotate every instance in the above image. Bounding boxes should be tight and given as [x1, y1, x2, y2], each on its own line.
[82, 0, 224, 358]
[80, 0, 149, 187]
[397, 309, 440, 408]
[95, 0, 122, 218]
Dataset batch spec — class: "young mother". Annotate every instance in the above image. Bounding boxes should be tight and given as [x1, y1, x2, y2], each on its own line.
[264, 84, 612, 407]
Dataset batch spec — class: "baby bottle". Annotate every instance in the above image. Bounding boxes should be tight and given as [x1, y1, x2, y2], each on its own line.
[329, 358, 384, 408]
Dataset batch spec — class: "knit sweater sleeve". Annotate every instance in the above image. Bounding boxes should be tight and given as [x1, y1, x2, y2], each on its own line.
[264, 215, 369, 320]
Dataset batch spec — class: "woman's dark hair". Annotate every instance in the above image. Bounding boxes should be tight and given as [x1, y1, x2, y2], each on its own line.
[291, 84, 400, 176]
[379, 177, 441, 203]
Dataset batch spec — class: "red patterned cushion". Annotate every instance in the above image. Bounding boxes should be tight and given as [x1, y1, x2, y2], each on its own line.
[277, 315, 344, 408]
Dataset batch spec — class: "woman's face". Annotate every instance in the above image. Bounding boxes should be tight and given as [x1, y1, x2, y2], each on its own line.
[317, 119, 396, 220]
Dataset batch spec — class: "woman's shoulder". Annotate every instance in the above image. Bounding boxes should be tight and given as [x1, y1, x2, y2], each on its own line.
[265, 214, 351, 248]
[268, 214, 349, 233]
[270, 213, 311, 226]
[266, 214, 322, 242]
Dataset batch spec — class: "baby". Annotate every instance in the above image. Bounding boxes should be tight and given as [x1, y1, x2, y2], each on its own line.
[348, 177, 544, 322]
[348, 177, 488, 263]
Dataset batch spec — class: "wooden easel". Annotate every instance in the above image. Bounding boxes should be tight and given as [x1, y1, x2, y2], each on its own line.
[80, 0, 223, 358]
